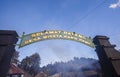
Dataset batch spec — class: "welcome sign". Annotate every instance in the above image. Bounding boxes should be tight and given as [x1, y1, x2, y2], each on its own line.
[19, 30, 94, 48]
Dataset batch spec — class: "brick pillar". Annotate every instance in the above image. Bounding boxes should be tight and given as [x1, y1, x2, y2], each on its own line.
[0, 30, 18, 77]
[93, 36, 120, 77]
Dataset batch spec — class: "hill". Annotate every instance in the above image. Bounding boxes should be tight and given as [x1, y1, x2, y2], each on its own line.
[36, 57, 101, 77]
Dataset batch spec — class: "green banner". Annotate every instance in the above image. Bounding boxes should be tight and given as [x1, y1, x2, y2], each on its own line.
[19, 30, 94, 48]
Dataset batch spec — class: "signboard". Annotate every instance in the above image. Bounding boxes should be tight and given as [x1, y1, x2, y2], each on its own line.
[19, 30, 94, 48]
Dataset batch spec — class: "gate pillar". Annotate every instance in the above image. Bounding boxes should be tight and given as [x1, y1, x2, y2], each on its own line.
[93, 36, 120, 77]
[0, 30, 18, 77]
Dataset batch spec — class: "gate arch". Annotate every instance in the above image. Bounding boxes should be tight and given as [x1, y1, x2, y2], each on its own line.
[1, 30, 120, 77]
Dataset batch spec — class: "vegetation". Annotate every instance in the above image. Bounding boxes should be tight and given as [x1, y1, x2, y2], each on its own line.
[19, 53, 41, 76]
[39, 57, 101, 77]
[14, 52, 101, 77]
[11, 51, 19, 64]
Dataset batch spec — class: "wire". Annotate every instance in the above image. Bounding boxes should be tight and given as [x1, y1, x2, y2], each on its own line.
[67, 0, 108, 30]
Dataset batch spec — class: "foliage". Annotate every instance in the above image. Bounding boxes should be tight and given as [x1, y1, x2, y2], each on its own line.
[40, 57, 101, 77]
[11, 51, 19, 64]
[20, 53, 41, 76]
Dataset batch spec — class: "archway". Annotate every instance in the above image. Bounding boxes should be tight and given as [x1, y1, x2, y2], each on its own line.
[0, 30, 120, 77]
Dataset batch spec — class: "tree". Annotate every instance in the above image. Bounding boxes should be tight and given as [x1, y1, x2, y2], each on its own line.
[11, 51, 19, 64]
[20, 53, 41, 76]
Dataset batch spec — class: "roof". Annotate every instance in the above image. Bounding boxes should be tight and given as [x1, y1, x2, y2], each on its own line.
[7, 63, 24, 75]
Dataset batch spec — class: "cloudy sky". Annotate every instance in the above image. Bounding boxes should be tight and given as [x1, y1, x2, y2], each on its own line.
[0, 0, 120, 67]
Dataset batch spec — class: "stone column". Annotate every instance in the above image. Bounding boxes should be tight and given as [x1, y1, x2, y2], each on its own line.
[93, 36, 120, 77]
[0, 30, 18, 77]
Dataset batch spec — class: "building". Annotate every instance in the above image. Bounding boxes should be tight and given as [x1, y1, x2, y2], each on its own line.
[6, 63, 24, 77]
